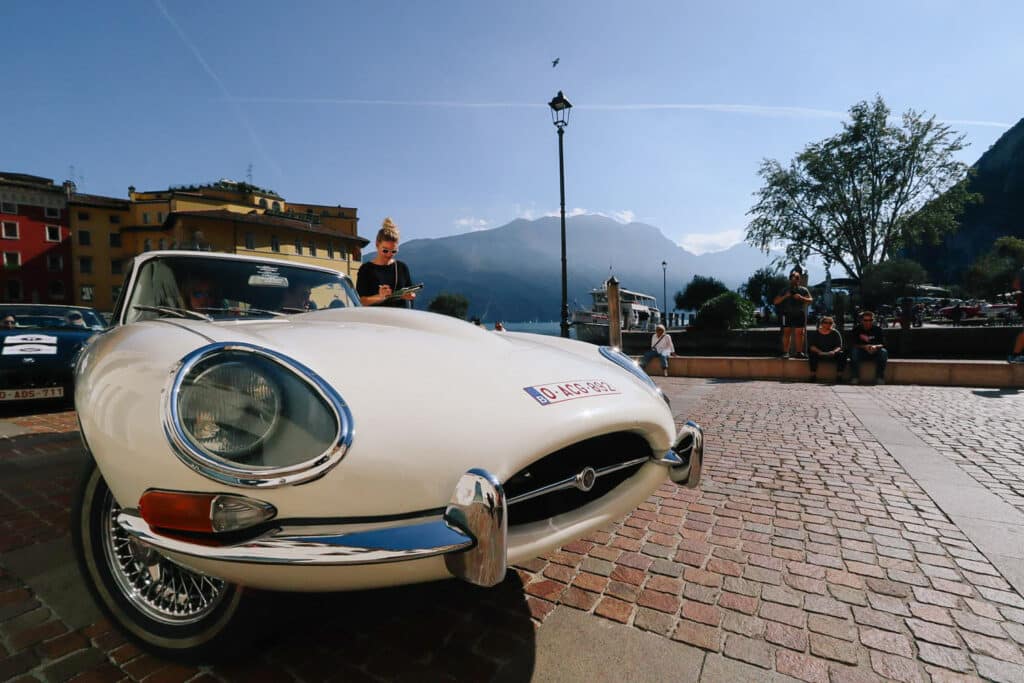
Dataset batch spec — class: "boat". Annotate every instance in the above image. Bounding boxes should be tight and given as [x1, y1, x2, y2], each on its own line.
[571, 284, 662, 345]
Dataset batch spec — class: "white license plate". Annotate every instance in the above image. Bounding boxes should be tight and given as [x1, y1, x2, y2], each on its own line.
[0, 387, 65, 401]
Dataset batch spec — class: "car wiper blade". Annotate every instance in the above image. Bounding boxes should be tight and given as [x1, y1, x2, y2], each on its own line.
[194, 307, 285, 318]
[132, 305, 213, 321]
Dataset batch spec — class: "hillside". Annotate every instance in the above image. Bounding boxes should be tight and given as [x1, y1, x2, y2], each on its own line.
[377, 215, 803, 321]
[905, 117, 1024, 282]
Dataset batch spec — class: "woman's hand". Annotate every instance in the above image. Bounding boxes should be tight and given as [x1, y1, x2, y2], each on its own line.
[402, 291, 417, 301]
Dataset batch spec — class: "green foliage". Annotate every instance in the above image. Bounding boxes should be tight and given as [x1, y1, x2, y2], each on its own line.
[740, 268, 789, 306]
[693, 292, 755, 330]
[963, 236, 1024, 298]
[745, 96, 979, 281]
[675, 275, 729, 311]
[859, 258, 929, 308]
[427, 292, 470, 319]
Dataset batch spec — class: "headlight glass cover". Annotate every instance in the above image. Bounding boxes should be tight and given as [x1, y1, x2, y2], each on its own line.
[599, 346, 659, 390]
[165, 343, 352, 487]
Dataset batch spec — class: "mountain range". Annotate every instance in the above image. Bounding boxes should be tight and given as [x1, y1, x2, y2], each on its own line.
[378, 215, 799, 322]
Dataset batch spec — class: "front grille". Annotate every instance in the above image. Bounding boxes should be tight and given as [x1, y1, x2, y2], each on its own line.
[504, 432, 653, 526]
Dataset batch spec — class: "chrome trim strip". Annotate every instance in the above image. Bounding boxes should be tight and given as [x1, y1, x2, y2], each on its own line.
[443, 469, 507, 587]
[162, 342, 354, 488]
[116, 509, 473, 566]
[506, 456, 650, 506]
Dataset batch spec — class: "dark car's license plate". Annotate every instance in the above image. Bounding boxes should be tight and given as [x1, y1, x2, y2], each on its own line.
[0, 387, 64, 401]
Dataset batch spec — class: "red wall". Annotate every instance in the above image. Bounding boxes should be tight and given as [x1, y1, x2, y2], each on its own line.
[0, 204, 72, 303]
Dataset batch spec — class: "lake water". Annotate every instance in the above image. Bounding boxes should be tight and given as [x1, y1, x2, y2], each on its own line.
[503, 321, 571, 338]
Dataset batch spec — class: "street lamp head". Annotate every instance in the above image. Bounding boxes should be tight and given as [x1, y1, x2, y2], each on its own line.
[548, 90, 572, 127]
[662, 261, 667, 268]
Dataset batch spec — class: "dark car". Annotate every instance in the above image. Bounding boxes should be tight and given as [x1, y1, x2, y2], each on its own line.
[0, 304, 106, 404]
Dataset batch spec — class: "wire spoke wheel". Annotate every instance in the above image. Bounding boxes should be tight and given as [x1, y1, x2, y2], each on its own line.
[100, 491, 228, 625]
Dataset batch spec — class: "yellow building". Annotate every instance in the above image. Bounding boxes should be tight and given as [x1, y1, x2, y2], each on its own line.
[67, 180, 367, 311]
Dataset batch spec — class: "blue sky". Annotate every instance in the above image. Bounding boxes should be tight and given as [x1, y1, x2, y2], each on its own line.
[5, 1, 1020, 253]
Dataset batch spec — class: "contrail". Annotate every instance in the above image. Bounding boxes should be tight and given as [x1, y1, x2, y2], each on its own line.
[152, 0, 284, 181]
[223, 97, 1012, 129]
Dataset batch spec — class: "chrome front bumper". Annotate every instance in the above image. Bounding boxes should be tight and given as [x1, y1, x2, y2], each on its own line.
[116, 423, 703, 588]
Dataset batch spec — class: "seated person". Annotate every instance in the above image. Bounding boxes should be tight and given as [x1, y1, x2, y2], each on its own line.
[2, 315, 15, 329]
[66, 310, 87, 328]
[850, 310, 888, 385]
[640, 324, 675, 377]
[280, 283, 315, 312]
[183, 278, 217, 312]
[807, 316, 846, 382]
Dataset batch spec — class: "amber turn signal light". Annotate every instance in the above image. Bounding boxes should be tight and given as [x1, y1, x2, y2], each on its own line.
[139, 490, 276, 533]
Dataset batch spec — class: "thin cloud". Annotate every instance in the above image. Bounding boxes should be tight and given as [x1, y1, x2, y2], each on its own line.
[539, 208, 638, 224]
[152, 0, 284, 180]
[224, 96, 1012, 129]
[678, 229, 745, 255]
[455, 217, 490, 231]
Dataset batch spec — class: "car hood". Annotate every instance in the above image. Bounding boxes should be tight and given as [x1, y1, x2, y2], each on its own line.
[141, 307, 673, 514]
[1, 328, 94, 367]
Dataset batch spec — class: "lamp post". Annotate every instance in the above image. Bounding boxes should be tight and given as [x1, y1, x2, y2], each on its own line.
[549, 90, 572, 338]
[662, 261, 668, 327]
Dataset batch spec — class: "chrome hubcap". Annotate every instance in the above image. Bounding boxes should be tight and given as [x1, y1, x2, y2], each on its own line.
[101, 490, 228, 625]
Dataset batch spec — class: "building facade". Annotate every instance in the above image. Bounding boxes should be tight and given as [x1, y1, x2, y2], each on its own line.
[0, 173, 73, 304]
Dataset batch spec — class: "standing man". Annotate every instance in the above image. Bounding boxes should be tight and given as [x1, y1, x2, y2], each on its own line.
[1009, 266, 1024, 363]
[773, 268, 813, 359]
[850, 310, 888, 384]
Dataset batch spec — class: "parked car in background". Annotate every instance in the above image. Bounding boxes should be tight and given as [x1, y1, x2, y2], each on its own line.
[72, 250, 704, 659]
[0, 304, 106, 404]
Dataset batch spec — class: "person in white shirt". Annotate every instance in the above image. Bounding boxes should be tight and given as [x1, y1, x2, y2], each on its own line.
[640, 324, 675, 376]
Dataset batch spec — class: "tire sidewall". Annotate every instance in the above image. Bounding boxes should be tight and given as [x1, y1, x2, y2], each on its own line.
[72, 458, 244, 658]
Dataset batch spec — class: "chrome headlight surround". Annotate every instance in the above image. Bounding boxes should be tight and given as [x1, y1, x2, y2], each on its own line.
[599, 346, 670, 407]
[163, 342, 353, 488]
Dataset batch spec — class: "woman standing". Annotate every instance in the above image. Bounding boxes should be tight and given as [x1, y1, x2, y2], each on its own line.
[356, 217, 417, 308]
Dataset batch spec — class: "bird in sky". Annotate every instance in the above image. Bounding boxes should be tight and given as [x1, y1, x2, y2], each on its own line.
[552, 58, 559, 68]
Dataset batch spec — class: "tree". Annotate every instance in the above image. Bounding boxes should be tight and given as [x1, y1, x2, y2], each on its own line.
[675, 275, 728, 311]
[858, 258, 928, 309]
[693, 292, 755, 330]
[746, 96, 978, 281]
[427, 292, 469, 319]
[739, 267, 789, 307]
[963, 236, 1024, 299]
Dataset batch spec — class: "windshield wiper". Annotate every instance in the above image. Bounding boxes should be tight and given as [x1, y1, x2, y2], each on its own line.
[132, 305, 213, 322]
[194, 307, 285, 318]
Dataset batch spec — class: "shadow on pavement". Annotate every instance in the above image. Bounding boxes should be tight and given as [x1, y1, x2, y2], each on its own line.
[971, 387, 1022, 398]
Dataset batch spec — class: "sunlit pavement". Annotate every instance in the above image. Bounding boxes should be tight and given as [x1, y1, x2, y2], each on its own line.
[2, 382, 1024, 682]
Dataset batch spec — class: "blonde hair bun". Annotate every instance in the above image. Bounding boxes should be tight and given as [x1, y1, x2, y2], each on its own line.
[377, 217, 400, 244]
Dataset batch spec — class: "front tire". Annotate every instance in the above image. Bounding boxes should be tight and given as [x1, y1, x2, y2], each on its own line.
[72, 458, 244, 660]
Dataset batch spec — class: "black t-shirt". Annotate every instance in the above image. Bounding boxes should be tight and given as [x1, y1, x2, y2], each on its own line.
[776, 286, 810, 316]
[356, 261, 413, 308]
[811, 328, 843, 353]
[851, 324, 884, 348]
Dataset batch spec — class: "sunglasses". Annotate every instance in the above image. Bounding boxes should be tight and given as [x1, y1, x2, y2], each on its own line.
[380, 248, 398, 255]
[69, 314, 83, 320]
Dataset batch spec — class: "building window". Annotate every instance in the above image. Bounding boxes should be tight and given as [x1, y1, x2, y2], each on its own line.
[109, 214, 121, 224]
[45, 225, 61, 242]
[309, 242, 316, 257]
[6, 280, 22, 301]
[327, 241, 334, 259]
[294, 239, 302, 255]
[47, 254, 63, 272]
[80, 257, 93, 274]
[271, 235, 280, 252]
[80, 285, 94, 302]
[1, 201, 17, 213]
[77, 211, 90, 221]
[143, 238, 151, 251]
[45, 207, 60, 218]
[109, 232, 122, 248]
[111, 260, 123, 275]
[259, 198, 268, 208]
[272, 201, 280, 211]
[157, 212, 164, 223]
[245, 232, 255, 250]
[142, 212, 150, 224]
[4, 252, 21, 268]
[158, 238, 167, 250]
[49, 280, 65, 299]
[343, 250, 350, 262]
[79, 229, 91, 246]
[2, 221, 18, 239]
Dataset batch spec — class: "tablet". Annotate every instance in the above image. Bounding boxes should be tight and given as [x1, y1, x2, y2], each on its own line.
[387, 283, 424, 299]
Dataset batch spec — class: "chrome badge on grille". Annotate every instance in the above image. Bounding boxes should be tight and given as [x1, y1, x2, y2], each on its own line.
[574, 467, 597, 492]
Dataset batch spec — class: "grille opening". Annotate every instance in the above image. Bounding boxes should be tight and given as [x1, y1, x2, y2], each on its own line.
[504, 432, 653, 526]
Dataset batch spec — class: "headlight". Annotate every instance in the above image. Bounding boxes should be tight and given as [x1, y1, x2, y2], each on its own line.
[164, 343, 353, 487]
[599, 346, 658, 390]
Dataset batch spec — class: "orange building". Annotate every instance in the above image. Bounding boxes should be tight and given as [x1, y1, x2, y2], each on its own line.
[68, 180, 367, 311]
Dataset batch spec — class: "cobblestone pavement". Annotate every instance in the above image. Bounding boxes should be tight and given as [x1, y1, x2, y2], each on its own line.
[2, 382, 1024, 682]
[873, 387, 1024, 515]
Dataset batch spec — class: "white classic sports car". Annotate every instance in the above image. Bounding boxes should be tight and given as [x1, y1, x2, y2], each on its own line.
[72, 251, 703, 658]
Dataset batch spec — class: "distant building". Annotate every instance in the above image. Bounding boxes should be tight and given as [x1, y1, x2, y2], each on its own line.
[63, 178, 368, 311]
[0, 172, 73, 304]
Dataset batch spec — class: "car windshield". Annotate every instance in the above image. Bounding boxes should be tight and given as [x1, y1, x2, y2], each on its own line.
[0, 306, 107, 331]
[124, 255, 359, 323]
